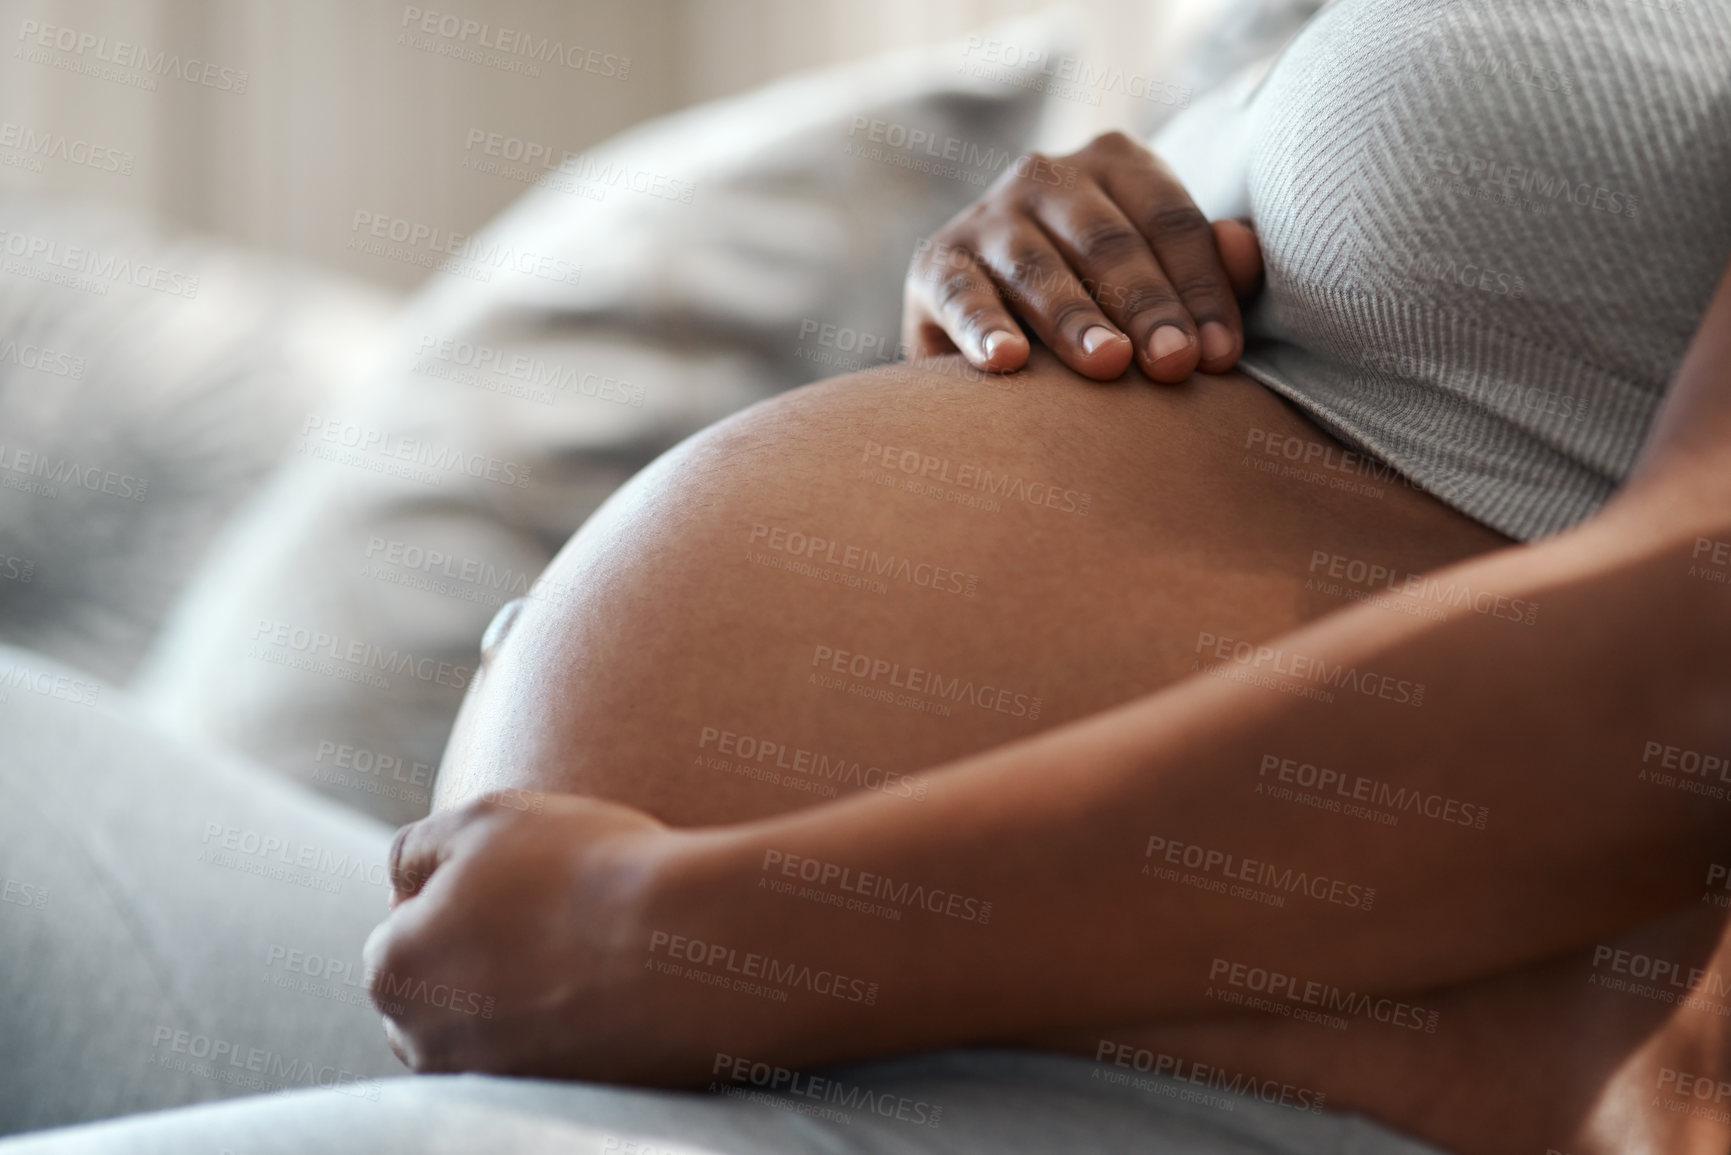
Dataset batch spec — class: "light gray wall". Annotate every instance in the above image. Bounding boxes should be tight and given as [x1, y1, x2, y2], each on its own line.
[0, 0, 1217, 288]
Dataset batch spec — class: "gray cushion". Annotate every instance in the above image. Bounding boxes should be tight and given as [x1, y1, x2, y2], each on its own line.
[0, 201, 393, 683]
[133, 15, 1073, 825]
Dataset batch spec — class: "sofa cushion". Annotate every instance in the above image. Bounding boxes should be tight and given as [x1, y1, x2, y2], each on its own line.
[134, 14, 1074, 825]
[0, 201, 394, 683]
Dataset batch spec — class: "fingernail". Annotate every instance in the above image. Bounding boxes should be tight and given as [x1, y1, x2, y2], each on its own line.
[1149, 325, 1191, 363]
[982, 330, 1013, 360]
[1080, 325, 1117, 355]
[1200, 322, 1234, 363]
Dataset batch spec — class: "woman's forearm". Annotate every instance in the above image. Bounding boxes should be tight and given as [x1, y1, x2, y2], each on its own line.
[648, 495, 1731, 1067]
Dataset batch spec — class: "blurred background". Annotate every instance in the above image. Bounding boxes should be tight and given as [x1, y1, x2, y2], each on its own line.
[0, 0, 1311, 827]
[1, 0, 1231, 290]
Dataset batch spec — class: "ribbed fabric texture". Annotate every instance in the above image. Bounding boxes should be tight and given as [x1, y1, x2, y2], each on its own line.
[1234, 0, 1731, 540]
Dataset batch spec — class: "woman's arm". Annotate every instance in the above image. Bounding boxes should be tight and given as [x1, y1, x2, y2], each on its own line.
[592, 261, 1731, 1073]
[655, 502, 1725, 1058]
[370, 260, 1731, 1083]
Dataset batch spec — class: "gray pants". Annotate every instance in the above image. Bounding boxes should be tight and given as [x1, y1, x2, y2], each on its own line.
[0, 644, 1445, 1154]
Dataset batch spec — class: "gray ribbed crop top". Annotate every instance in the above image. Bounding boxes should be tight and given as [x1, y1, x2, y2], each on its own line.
[1219, 0, 1731, 540]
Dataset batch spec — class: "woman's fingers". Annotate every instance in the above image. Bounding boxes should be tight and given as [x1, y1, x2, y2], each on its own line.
[387, 819, 445, 907]
[1032, 182, 1203, 383]
[385, 803, 489, 907]
[972, 220, 1136, 380]
[901, 130, 1266, 384]
[1093, 140, 1247, 376]
[1213, 218, 1265, 296]
[904, 242, 1030, 371]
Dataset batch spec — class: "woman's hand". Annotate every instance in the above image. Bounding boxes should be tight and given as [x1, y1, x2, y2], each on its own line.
[902, 130, 1264, 383]
[362, 790, 706, 1083]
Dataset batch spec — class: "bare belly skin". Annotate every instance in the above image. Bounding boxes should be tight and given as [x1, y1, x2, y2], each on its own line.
[435, 349, 1506, 822]
[431, 350, 1727, 1154]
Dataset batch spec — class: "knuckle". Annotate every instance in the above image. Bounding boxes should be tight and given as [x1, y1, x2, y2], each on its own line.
[395, 862, 428, 894]
[1088, 130, 1137, 155]
[934, 269, 985, 312]
[908, 234, 969, 277]
[387, 823, 413, 872]
[367, 940, 412, 1002]
[1071, 220, 1146, 266]
[1169, 270, 1232, 305]
[955, 200, 994, 228]
[1114, 280, 1183, 318]
[1001, 153, 1062, 200]
[1048, 296, 1102, 334]
[956, 303, 1004, 337]
[460, 795, 506, 824]
[1145, 203, 1210, 240]
[1003, 243, 1059, 281]
[1001, 251, 1068, 305]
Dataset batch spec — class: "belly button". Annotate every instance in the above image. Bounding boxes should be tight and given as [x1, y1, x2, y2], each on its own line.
[480, 597, 527, 662]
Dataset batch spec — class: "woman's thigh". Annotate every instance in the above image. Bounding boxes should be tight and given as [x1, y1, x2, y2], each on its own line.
[0, 645, 402, 1136]
[435, 351, 1507, 823]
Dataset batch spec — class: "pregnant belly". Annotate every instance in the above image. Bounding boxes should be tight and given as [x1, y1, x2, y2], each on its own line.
[435, 350, 1508, 824]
